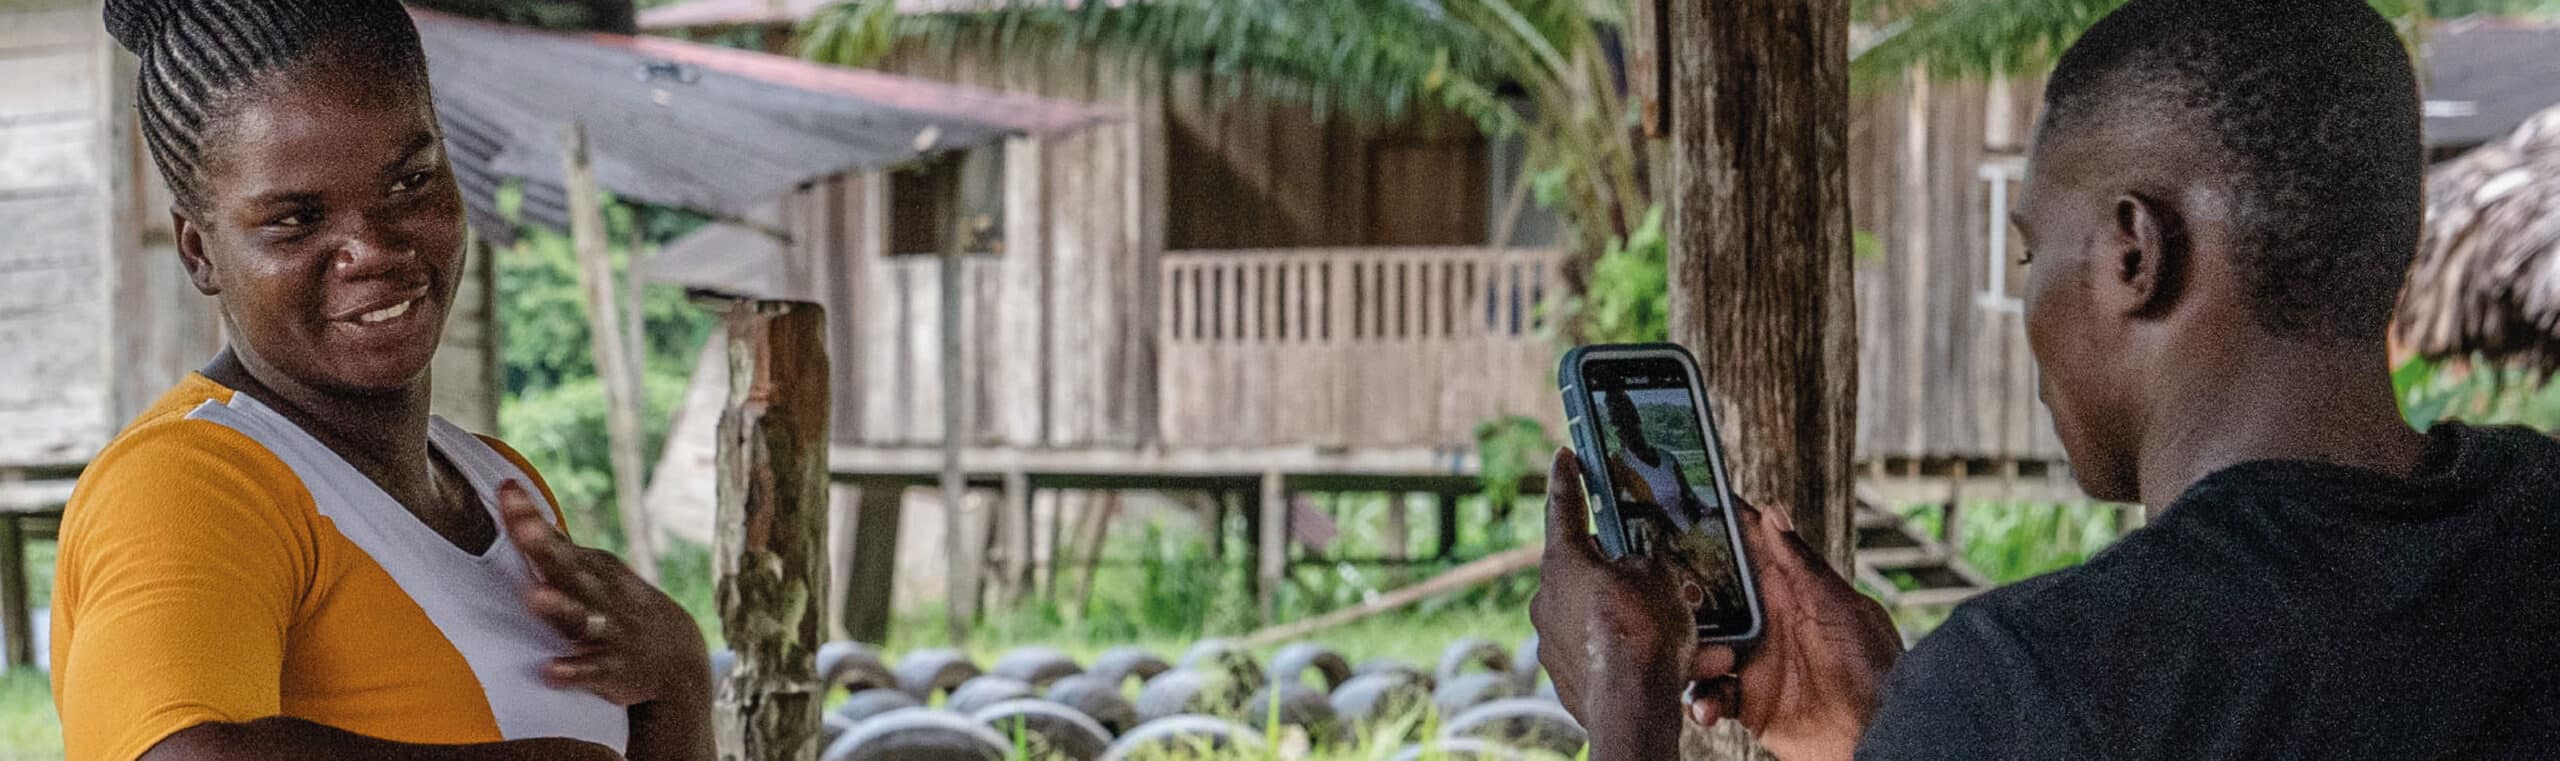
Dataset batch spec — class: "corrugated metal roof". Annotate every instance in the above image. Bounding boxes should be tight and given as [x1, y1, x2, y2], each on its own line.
[2422, 20, 2560, 151]
[413, 8, 1107, 244]
[636, 0, 1129, 30]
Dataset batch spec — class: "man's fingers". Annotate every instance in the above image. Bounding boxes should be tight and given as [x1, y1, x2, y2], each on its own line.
[1685, 675, 1740, 726]
[1544, 449, 1602, 565]
[1691, 645, 1738, 679]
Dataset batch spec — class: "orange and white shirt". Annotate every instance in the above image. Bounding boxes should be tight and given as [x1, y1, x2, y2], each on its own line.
[50, 374, 628, 761]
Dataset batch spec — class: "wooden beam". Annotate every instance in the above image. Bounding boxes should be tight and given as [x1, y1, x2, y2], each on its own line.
[998, 470, 1032, 607]
[841, 480, 903, 645]
[1434, 493, 1460, 560]
[0, 517, 26, 669]
[710, 300, 831, 760]
[1667, 0, 1858, 569]
[1256, 470, 1287, 624]
[936, 151, 976, 645]
[560, 124, 659, 582]
[1237, 546, 1538, 648]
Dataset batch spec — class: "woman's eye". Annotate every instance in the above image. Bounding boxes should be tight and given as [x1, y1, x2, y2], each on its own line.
[271, 211, 312, 228]
[2016, 248, 2037, 266]
[390, 171, 431, 193]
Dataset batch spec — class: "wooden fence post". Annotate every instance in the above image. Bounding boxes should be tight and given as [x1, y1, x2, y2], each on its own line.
[712, 300, 830, 761]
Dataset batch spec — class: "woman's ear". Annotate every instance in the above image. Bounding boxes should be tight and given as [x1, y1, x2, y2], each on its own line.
[174, 208, 219, 296]
[2098, 192, 2186, 319]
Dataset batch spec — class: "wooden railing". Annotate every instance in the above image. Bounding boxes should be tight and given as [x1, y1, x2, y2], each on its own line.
[1158, 247, 1567, 449]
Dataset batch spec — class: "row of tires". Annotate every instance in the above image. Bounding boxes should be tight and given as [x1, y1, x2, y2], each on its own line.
[712, 636, 1584, 760]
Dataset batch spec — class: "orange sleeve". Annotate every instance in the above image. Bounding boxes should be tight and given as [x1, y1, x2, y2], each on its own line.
[51, 421, 317, 761]
[476, 435, 570, 535]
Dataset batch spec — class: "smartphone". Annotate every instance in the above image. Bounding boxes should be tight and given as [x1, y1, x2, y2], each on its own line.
[1557, 343, 1765, 643]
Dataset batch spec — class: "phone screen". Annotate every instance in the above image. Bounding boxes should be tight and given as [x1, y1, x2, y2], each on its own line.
[1584, 356, 1755, 637]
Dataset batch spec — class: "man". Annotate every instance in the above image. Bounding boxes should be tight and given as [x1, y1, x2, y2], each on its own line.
[1532, 0, 2560, 758]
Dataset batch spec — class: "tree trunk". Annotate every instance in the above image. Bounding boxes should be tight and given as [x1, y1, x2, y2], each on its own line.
[711, 300, 831, 761]
[1666, 0, 1856, 756]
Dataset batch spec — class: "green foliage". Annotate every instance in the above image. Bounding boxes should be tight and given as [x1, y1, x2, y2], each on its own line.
[2395, 355, 2560, 432]
[1574, 205, 1669, 345]
[1473, 415, 1556, 547]
[1894, 501, 2128, 586]
[1850, 0, 2554, 85]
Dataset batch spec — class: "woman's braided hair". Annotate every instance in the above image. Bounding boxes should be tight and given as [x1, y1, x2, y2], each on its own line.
[103, 0, 431, 211]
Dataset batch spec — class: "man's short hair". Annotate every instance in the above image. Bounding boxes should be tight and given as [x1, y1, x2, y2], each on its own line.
[2041, 0, 2422, 341]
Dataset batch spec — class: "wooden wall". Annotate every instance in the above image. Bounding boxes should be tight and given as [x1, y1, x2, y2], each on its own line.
[803, 40, 1164, 449]
[1850, 76, 2063, 463]
[1159, 74, 1489, 250]
[1, 3, 132, 465]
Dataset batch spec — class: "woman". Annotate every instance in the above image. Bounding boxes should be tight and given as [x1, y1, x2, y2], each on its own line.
[51, 2, 710, 759]
[1598, 390, 1737, 612]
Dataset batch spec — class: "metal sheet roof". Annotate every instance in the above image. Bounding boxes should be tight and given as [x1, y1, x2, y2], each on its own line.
[2420, 20, 2560, 150]
[413, 8, 1106, 244]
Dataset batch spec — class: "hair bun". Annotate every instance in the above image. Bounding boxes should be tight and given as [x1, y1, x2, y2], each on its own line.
[102, 0, 177, 54]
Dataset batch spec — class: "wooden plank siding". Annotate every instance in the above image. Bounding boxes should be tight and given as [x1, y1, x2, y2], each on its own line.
[1, 4, 115, 465]
[1847, 76, 2062, 463]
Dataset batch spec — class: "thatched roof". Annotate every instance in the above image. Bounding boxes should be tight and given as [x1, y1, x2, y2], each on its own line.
[2397, 103, 2560, 372]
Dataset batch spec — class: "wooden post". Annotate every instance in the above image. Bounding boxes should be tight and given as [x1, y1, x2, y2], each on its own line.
[1435, 493, 1461, 560]
[842, 480, 903, 645]
[937, 152, 975, 644]
[710, 300, 830, 761]
[1257, 471, 1288, 625]
[0, 517, 26, 669]
[1667, 0, 1857, 568]
[999, 470, 1032, 607]
[561, 124, 659, 582]
[1668, 1, 1851, 757]
[1943, 460, 1969, 550]
[1385, 493, 1412, 584]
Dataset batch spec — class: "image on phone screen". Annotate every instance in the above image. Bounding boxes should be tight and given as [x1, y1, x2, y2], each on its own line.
[1585, 362, 1754, 635]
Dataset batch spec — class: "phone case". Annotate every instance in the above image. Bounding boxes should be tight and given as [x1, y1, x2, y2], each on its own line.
[1555, 342, 1766, 643]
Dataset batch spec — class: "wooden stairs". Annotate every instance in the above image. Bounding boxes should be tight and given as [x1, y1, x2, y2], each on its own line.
[1850, 487, 1994, 609]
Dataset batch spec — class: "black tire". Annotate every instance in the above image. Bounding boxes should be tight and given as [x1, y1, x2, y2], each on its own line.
[818, 641, 898, 695]
[1329, 672, 1435, 741]
[821, 708, 1009, 761]
[1046, 674, 1142, 737]
[1352, 658, 1436, 691]
[1440, 698, 1588, 758]
[1511, 634, 1543, 690]
[1088, 646, 1173, 691]
[1390, 738, 1530, 761]
[1097, 715, 1267, 761]
[1433, 672, 1529, 718]
[992, 646, 1085, 688]
[974, 698, 1115, 761]
[834, 688, 926, 724]
[896, 648, 984, 700]
[1177, 639, 1265, 693]
[1265, 641, 1353, 693]
[1436, 638, 1514, 684]
[820, 712, 856, 753]
[1242, 682, 1339, 745]
[946, 675, 1038, 716]
[1133, 669, 1243, 722]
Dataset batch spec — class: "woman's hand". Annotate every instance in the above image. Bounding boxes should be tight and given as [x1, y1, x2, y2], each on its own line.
[498, 482, 711, 708]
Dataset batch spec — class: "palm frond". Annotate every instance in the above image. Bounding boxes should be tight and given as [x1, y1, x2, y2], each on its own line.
[1850, 0, 2556, 85]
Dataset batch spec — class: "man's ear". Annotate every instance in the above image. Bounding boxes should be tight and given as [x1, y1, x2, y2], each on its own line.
[2096, 192, 2185, 319]
[174, 208, 219, 296]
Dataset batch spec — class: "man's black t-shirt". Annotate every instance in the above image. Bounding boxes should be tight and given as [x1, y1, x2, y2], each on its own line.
[1858, 423, 2560, 759]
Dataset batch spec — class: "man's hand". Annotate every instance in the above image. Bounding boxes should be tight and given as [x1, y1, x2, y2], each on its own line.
[499, 482, 711, 708]
[1688, 482, 1905, 761]
[1531, 449, 1699, 759]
